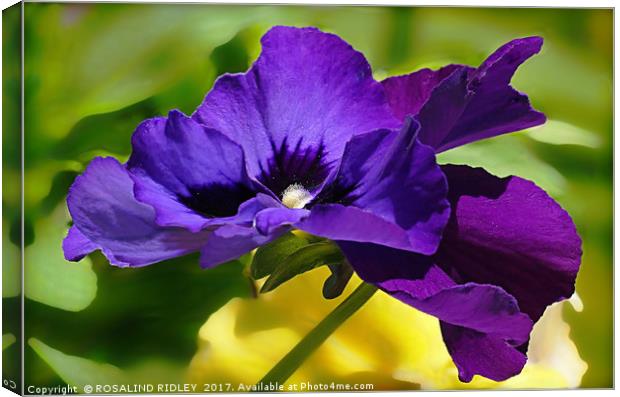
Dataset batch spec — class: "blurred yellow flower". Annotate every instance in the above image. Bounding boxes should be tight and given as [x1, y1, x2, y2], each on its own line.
[188, 267, 586, 390]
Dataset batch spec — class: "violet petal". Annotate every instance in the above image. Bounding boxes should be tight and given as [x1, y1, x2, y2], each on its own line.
[193, 26, 399, 187]
[309, 119, 450, 255]
[199, 224, 285, 269]
[65, 157, 211, 267]
[127, 110, 261, 232]
[63, 226, 98, 262]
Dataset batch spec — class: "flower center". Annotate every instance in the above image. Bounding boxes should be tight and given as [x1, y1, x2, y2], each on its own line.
[281, 183, 313, 209]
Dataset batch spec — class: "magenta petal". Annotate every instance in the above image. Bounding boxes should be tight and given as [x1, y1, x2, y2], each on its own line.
[437, 165, 582, 321]
[193, 26, 399, 182]
[65, 157, 211, 267]
[440, 322, 527, 382]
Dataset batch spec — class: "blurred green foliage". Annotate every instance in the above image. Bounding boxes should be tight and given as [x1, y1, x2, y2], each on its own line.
[2, 3, 612, 389]
[2, 2, 23, 389]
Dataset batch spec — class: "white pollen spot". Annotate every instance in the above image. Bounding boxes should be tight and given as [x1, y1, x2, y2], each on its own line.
[281, 183, 313, 209]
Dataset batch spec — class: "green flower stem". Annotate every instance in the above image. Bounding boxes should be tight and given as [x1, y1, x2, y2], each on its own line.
[257, 282, 378, 386]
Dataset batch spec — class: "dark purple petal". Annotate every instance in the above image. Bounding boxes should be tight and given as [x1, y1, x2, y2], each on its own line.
[313, 119, 450, 255]
[338, 164, 581, 382]
[127, 110, 260, 232]
[381, 65, 462, 120]
[437, 165, 582, 322]
[338, 242, 533, 345]
[440, 322, 527, 382]
[199, 224, 285, 268]
[441, 37, 547, 151]
[65, 157, 211, 267]
[193, 26, 399, 193]
[63, 226, 98, 261]
[414, 67, 472, 149]
[381, 37, 546, 152]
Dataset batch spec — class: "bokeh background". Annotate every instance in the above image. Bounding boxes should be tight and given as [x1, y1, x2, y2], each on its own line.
[2, 3, 612, 390]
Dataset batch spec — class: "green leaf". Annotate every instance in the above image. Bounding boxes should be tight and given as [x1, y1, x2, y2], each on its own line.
[3, 334, 16, 350]
[25, 4, 296, 140]
[2, 220, 20, 298]
[29, 337, 187, 391]
[437, 134, 566, 196]
[24, 205, 97, 312]
[524, 120, 602, 148]
[25, 252, 251, 373]
[29, 337, 125, 390]
[51, 100, 157, 160]
[261, 242, 345, 293]
[251, 232, 311, 279]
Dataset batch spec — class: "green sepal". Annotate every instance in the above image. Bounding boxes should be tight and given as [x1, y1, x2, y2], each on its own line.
[260, 242, 345, 293]
[322, 262, 354, 300]
[250, 232, 311, 279]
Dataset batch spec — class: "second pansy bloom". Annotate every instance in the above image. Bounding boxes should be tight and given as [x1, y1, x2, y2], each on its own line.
[64, 26, 581, 383]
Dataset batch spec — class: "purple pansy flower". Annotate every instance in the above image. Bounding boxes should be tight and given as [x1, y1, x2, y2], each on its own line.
[63, 26, 581, 382]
